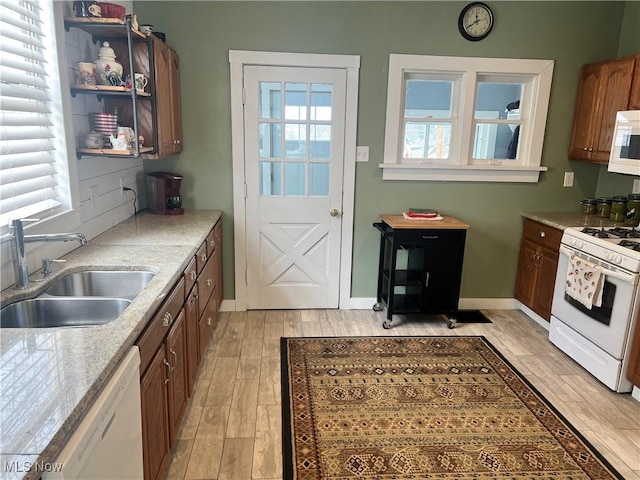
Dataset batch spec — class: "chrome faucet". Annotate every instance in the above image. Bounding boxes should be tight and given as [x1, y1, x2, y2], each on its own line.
[9, 219, 87, 289]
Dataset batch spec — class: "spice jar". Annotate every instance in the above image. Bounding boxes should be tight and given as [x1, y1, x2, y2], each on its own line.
[596, 197, 612, 218]
[580, 198, 597, 214]
[625, 194, 640, 226]
[609, 196, 628, 222]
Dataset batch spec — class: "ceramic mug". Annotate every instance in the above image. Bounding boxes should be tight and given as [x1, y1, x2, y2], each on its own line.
[134, 73, 148, 93]
[77, 62, 96, 85]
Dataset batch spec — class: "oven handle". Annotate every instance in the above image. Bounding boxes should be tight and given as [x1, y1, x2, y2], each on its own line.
[559, 245, 636, 283]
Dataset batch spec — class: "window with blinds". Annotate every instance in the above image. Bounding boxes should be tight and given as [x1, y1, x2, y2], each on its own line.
[0, 0, 69, 229]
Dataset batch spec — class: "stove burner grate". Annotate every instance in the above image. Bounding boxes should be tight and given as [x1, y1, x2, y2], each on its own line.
[619, 239, 640, 252]
[580, 226, 640, 239]
[581, 227, 610, 238]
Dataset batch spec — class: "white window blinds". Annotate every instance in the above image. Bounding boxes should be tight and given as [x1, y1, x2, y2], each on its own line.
[0, 0, 67, 228]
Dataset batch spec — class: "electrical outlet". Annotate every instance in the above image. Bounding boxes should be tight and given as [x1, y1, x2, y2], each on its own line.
[89, 185, 100, 208]
[563, 172, 574, 187]
[633, 179, 640, 194]
[119, 177, 125, 196]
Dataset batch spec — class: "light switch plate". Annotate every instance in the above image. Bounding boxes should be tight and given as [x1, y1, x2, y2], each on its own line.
[356, 146, 369, 162]
[563, 172, 574, 187]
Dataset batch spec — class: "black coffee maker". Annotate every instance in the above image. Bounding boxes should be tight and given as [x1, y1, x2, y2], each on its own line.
[147, 172, 184, 215]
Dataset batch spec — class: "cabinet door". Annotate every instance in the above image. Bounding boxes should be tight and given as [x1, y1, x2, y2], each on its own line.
[185, 284, 200, 394]
[568, 63, 602, 160]
[198, 294, 218, 359]
[169, 47, 182, 153]
[152, 37, 174, 157]
[531, 246, 559, 321]
[213, 220, 223, 309]
[419, 232, 465, 315]
[514, 238, 538, 306]
[140, 348, 170, 480]
[626, 309, 640, 387]
[591, 57, 635, 162]
[630, 55, 640, 110]
[166, 308, 188, 446]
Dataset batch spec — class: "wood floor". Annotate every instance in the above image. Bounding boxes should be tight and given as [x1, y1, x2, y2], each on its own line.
[163, 309, 640, 480]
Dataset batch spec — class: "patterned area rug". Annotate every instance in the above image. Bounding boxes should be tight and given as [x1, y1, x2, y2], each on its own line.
[281, 336, 622, 479]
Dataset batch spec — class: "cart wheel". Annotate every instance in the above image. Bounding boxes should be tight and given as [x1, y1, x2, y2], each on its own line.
[447, 319, 457, 329]
[372, 303, 383, 312]
[382, 320, 392, 329]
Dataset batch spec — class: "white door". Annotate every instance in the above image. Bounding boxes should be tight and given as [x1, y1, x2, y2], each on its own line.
[243, 66, 347, 309]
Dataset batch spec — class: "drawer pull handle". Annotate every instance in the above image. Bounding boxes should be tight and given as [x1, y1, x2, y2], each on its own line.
[539, 231, 546, 238]
[206, 278, 212, 287]
[207, 316, 212, 326]
[190, 270, 197, 281]
[422, 235, 438, 240]
[209, 239, 214, 247]
[200, 253, 207, 262]
[425, 272, 430, 287]
[163, 312, 172, 327]
[163, 358, 171, 383]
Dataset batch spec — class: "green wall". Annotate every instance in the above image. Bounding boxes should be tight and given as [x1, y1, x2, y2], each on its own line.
[137, 1, 630, 301]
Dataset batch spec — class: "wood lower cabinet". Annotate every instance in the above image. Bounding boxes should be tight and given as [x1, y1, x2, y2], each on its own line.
[514, 218, 562, 321]
[626, 309, 640, 387]
[137, 218, 223, 480]
[568, 55, 637, 163]
[140, 348, 170, 480]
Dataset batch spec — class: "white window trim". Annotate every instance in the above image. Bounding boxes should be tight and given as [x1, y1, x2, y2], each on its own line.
[229, 50, 360, 311]
[381, 54, 554, 183]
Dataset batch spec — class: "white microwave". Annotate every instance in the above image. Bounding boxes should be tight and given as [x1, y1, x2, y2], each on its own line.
[608, 110, 640, 176]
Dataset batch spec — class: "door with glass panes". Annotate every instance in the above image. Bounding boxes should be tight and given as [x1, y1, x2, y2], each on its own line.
[243, 66, 347, 309]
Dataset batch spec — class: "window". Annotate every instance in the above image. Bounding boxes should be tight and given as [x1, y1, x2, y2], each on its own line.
[382, 54, 554, 182]
[0, 0, 70, 228]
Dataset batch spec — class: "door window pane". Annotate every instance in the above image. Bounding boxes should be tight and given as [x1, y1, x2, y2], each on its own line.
[473, 123, 520, 159]
[259, 82, 282, 119]
[404, 79, 453, 119]
[310, 125, 331, 159]
[285, 83, 307, 120]
[284, 162, 306, 196]
[285, 123, 306, 158]
[311, 84, 332, 121]
[310, 163, 330, 196]
[403, 122, 451, 159]
[260, 161, 282, 195]
[259, 123, 282, 158]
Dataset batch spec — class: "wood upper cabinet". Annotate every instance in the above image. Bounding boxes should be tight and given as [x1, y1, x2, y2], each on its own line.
[152, 36, 183, 157]
[514, 219, 562, 321]
[568, 56, 636, 163]
[630, 56, 640, 110]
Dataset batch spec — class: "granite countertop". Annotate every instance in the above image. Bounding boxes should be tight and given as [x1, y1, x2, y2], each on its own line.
[521, 211, 627, 230]
[0, 209, 222, 480]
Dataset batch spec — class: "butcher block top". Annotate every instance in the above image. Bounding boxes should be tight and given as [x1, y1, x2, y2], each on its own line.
[381, 214, 470, 230]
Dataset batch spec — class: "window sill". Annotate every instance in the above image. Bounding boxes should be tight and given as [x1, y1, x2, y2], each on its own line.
[378, 163, 547, 183]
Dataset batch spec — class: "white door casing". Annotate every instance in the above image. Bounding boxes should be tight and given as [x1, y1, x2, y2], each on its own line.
[229, 51, 360, 311]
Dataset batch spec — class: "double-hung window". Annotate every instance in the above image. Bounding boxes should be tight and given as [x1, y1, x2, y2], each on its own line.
[382, 54, 554, 182]
[0, 0, 71, 229]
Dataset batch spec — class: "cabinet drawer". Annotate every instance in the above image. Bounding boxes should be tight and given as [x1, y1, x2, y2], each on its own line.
[195, 242, 207, 274]
[183, 257, 197, 299]
[522, 219, 562, 251]
[205, 227, 216, 258]
[137, 276, 185, 375]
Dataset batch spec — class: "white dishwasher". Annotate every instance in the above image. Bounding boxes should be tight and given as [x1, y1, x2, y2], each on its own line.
[44, 347, 144, 480]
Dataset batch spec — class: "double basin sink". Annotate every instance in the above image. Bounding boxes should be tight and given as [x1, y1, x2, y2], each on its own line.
[0, 270, 154, 328]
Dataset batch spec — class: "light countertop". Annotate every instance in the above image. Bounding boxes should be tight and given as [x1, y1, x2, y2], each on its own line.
[521, 211, 628, 230]
[0, 209, 222, 480]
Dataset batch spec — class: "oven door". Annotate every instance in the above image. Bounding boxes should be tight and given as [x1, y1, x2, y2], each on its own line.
[551, 244, 639, 359]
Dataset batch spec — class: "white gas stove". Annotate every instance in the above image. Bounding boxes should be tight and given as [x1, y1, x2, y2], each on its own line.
[562, 226, 640, 273]
[551, 225, 640, 392]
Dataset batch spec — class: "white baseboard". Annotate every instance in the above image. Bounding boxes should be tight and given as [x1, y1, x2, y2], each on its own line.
[517, 302, 550, 331]
[220, 299, 236, 312]
[348, 297, 519, 311]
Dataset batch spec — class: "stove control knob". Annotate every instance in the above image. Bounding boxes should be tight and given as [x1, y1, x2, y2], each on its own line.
[576, 240, 584, 250]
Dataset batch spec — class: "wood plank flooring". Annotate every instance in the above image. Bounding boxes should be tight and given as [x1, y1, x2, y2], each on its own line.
[164, 309, 640, 480]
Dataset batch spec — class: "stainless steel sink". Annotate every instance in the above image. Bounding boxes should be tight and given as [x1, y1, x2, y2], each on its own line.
[0, 297, 131, 328]
[44, 270, 154, 300]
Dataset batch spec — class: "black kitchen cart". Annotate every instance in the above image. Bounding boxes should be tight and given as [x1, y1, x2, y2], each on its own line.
[373, 215, 469, 329]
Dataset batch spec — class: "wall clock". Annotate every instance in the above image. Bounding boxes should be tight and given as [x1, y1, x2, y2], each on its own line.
[458, 2, 494, 41]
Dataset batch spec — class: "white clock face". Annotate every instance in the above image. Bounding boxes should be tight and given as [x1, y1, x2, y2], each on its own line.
[463, 5, 492, 37]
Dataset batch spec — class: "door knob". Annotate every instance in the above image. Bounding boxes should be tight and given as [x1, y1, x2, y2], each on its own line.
[330, 208, 341, 217]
